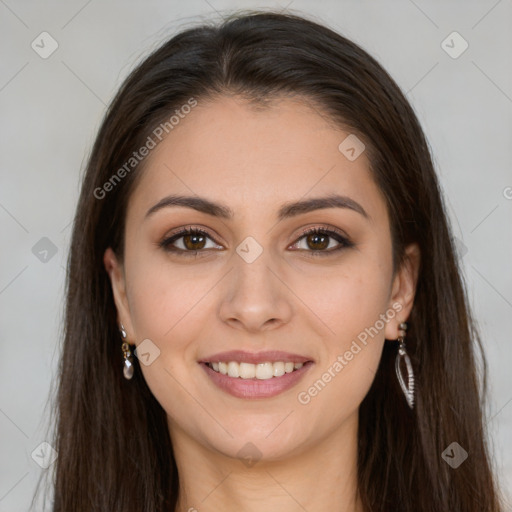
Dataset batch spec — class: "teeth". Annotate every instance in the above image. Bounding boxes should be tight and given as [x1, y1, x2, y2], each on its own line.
[239, 362, 256, 379]
[256, 362, 273, 379]
[273, 361, 285, 377]
[208, 361, 305, 380]
[227, 361, 239, 378]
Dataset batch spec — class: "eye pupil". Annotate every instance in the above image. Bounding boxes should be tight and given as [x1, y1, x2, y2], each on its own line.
[184, 233, 206, 250]
[307, 233, 329, 250]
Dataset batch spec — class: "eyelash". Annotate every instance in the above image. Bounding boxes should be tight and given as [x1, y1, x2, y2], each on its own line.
[159, 225, 353, 258]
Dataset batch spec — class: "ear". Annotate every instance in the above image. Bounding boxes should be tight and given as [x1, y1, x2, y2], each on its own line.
[104, 247, 135, 341]
[384, 243, 421, 340]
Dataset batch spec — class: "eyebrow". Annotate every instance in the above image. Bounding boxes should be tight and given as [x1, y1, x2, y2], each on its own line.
[145, 193, 370, 222]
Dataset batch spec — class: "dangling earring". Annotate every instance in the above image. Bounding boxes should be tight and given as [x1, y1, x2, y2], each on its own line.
[395, 321, 414, 409]
[120, 323, 134, 380]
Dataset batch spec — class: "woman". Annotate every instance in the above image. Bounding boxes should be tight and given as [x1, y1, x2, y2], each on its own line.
[46, 10, 503, 512]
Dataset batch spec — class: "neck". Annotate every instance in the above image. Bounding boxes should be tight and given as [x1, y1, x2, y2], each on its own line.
[170, 413, 363, 512]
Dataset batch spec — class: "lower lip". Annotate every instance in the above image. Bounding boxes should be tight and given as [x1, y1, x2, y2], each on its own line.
[200, 362, 314, 399]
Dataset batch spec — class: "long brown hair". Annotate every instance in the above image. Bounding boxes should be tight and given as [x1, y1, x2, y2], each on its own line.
[38, 10, 503, 511]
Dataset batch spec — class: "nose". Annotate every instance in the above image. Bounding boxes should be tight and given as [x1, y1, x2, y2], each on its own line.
[218, 246, 293, 333]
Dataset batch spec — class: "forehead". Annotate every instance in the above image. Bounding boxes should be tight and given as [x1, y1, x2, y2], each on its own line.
[126, 95, 387, 225]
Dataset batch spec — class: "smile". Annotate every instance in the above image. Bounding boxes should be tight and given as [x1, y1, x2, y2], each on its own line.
[206, 361, 304, 380]
[199, 350, 314, 399]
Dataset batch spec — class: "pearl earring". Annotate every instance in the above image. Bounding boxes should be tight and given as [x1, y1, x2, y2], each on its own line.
[119, 324, 134, 380]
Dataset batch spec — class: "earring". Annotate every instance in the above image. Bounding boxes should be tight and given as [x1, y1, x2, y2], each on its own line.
[395, 321, 414, 409]
[120, 323, 134, 380]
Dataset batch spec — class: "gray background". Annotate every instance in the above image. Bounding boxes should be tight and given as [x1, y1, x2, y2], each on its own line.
[1, 0, 511, 510]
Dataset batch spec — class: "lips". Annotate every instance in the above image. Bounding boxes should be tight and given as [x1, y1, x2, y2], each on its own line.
[198, 350, 314, 399]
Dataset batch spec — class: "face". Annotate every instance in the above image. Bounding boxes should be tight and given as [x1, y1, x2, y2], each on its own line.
[105, 95, 419, 462]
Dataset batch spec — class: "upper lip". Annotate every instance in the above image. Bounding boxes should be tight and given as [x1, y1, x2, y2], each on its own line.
[198, 350, 314, 365]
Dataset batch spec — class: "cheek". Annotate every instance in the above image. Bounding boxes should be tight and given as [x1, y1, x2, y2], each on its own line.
[124, 257, 209, 420]
[126, 252, 211, 340]
[295, 265, 391, 420]
[298, 253, 395, 412]
[296, 337, 384, 438]
[295, 253, 393, 345]
[124, 250, 217, 387]
[294, 252, 392, 406]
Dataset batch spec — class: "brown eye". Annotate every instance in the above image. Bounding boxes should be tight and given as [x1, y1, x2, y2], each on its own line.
[160, 227, 222, 256]
[305, 232, 330, 251]
[290, 227, 353, 256]
[182, 232, 207, 250]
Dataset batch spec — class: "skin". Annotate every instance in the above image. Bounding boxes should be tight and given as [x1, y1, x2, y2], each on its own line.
[104, 94, 420, 512]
